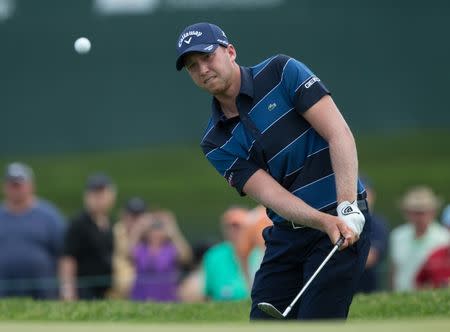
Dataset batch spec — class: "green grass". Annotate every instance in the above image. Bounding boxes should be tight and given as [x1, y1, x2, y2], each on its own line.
[0, 289, 448, 321]
[349, 289, 450, 319]
[1, 130, 450, 240]
[1, 290, 449, 332]
[1, 321, 450, 332]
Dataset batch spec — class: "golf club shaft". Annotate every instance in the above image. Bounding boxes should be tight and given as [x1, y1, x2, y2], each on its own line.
[282, 237, 343, 317]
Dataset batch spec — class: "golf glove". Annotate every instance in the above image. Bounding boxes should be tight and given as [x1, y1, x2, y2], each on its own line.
[337, 200, 365, 236]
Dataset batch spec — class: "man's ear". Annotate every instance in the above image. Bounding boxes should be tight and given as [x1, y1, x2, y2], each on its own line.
[227, 44, 237, 62]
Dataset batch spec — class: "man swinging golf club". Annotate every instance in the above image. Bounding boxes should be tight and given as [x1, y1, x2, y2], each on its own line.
[175, 22, 370, 320]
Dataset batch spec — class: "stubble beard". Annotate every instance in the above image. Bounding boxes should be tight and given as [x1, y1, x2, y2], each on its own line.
[206, 74, 233, 97]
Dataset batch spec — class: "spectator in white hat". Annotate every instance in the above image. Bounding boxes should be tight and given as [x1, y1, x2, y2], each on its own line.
[389, 186, 449, 291]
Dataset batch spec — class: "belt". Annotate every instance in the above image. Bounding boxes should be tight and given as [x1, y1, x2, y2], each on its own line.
[275, 199, 369, 230]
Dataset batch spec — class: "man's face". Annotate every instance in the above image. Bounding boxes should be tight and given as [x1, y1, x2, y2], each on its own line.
[3, 180, 33, 204]
[404, 208, 435, 231]
[184, 45, 237, 95]
[84, 187, 116, 215]
[122, 212, 141, 224]
[221, 208, 248, 244]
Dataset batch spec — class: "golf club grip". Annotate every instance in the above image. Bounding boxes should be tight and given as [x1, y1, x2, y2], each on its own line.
[335, 235, 345, 248]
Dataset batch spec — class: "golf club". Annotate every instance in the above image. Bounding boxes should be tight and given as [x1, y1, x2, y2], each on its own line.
[257, 235, 345, 319]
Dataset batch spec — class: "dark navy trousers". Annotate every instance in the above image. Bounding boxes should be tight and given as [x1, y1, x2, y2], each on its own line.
[250, 210, 371, 320]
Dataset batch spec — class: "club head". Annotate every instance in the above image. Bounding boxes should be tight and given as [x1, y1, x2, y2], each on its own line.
[257, 302, 285, 319]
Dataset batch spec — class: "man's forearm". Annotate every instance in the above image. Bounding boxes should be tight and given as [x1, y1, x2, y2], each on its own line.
[243, 169, 358, 249]
[301, 95, 359, 204]
[243, 169, 333, 232]
[328, 125, 358, 203]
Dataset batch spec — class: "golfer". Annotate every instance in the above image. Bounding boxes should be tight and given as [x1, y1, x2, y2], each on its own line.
[175, 22, 371, 320]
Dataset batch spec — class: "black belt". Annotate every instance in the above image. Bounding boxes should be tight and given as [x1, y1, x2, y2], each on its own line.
[275, 199, 369, 230]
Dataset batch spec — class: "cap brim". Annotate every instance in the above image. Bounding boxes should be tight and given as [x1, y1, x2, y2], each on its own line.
[5, 176, 29, 183]
[126, 209, 146, 215]
[176, 44, 219, 71]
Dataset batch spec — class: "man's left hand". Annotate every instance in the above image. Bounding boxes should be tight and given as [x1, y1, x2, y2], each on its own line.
[337, 200, 365, 237]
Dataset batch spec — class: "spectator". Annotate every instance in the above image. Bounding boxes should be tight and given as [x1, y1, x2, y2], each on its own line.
[441, 204, 450, 230]
[129, 210, 192, 302]
[59, 173, 116, 300]
[178, 207, 263, 302]
[389, 186, 449, 291]
[235, 205, 271, 283]
[415, 244, 450, 289]
[175, 238, 217, 303]
[416, 208, 450, 289]
[355, 176, 389, 293]
[0, 162, 65, 299]
[110, 196, 148, 299]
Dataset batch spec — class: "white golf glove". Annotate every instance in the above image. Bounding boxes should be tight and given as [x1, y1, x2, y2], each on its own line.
[337, 201, 365, 236]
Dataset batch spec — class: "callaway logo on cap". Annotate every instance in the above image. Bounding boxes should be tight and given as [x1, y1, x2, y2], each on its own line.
[175, 22, 230, 71]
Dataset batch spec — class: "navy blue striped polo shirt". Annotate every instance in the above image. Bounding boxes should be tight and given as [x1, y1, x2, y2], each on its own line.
[201, 54, 365, 223]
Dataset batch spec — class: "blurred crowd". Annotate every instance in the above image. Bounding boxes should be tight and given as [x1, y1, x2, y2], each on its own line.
[0, 162, 449, 302]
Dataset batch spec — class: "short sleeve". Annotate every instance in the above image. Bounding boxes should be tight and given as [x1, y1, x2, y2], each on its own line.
[202, 252, 212, 297]
[281, 57, 330, 113]
[62, 221, 81, 258]
[202, 143, 260, 196]
[46, 204, 67, 257]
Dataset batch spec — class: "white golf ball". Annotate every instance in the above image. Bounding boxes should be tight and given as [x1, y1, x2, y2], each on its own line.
[74, 37, 91, 54]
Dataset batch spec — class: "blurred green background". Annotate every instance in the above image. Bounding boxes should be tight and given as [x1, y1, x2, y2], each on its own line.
[1, 0, 450, 240]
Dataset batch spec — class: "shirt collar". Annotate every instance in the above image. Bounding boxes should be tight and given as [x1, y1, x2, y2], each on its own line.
[239, 66, 254, 98]
[211, 66, 254, 125]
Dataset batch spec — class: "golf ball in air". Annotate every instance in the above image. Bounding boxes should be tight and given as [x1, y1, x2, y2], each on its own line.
[74, 37, 91, 54]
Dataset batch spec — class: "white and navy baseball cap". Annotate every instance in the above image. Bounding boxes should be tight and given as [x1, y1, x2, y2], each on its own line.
[4, 162, 34, 182]
[175, 22, 229, 71]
